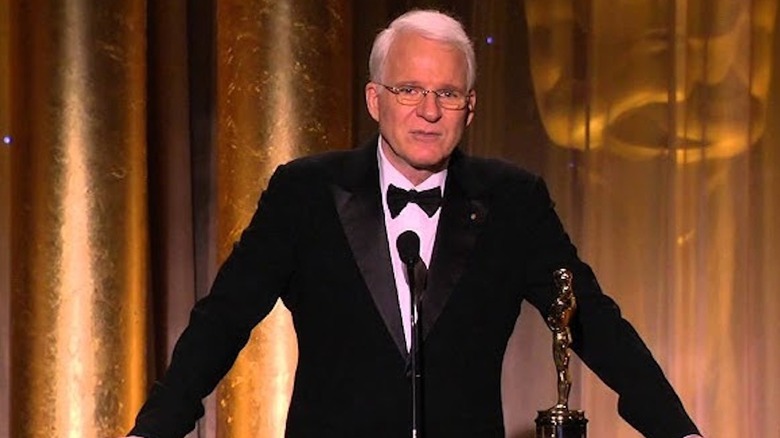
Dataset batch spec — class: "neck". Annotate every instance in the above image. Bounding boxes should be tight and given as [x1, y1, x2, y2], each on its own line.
[379, 140, 447, 186]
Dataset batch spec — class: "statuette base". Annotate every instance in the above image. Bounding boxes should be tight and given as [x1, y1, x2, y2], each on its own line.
[535, 407, 588, 438]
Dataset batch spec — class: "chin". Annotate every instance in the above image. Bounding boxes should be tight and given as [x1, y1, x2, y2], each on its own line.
[412, 157, 448, 173]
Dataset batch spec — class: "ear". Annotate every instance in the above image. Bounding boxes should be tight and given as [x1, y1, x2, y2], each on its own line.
[365, 82, 380, 122]
[465, 91, 477, 126]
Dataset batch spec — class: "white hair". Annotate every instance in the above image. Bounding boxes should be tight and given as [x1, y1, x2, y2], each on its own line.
[369, 9, 477, 90]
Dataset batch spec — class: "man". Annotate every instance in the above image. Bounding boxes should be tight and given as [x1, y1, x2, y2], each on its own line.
[128, 10, 702, 438]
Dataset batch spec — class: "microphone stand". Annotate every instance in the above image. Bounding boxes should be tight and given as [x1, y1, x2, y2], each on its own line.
[404, 259, 424, 438]
[397, 230, 426, 438]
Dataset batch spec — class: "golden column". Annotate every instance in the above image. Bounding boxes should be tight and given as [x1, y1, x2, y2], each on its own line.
[215, 1, 352, 437]
[9, 1, 148, 437]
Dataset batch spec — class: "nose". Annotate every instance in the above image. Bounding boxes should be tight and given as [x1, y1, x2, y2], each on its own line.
[416, 91, 442, 122]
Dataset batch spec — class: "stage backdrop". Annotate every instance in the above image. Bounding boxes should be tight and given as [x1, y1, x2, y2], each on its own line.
[2, 1, 779, 437]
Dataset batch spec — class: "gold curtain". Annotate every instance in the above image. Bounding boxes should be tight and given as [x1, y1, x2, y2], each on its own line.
[145, 2, 198, 435]
[8, 1, 148, 437]
[213, 1, 352, 437]
[520, 0, 780, 436]
[147, 0, 196, 374]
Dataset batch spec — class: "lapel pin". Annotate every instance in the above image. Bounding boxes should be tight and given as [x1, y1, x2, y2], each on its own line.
[468, 201, 487, 225]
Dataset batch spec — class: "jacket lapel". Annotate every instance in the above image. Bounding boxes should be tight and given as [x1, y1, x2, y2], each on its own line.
[331, 143, 407, 357]
[423, 150, 488, 339]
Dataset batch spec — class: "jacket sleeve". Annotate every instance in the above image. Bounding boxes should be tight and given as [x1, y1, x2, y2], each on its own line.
[129, 164, 302, 438]
[519, 177, 700, 438]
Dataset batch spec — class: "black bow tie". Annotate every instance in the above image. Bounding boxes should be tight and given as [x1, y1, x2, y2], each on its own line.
[386, 184, 442, 219]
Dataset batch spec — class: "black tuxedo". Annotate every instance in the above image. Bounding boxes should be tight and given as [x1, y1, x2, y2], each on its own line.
[130, 139, 699, 438]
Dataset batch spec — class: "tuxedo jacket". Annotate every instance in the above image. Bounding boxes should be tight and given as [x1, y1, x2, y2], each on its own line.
[130, 139, 699, 438]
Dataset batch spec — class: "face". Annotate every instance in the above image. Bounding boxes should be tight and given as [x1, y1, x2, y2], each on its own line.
[365, 32, 476, 185]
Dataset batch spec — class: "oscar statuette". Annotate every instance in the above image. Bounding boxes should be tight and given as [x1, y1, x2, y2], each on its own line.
[535, 268, 588, 438]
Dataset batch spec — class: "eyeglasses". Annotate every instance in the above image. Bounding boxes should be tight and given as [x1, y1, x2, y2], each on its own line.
[378, 84, 471, 110]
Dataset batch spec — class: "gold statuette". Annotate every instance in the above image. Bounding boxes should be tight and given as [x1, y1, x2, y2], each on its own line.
[535, 268, 588, 438]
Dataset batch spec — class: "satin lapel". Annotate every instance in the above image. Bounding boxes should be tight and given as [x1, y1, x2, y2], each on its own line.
[422, 154, 488, 339]
[330, 147, 407, 358]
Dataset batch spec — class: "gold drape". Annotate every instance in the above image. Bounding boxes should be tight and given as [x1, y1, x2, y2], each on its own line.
[214, 1, 352, 437]
[9, 1, 148, 437]
[521, 0, 780, 436]
[147, 0, 196, 371]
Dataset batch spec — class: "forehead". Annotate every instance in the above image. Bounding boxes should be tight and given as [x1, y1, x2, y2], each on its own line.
[384, 32, 468, 87]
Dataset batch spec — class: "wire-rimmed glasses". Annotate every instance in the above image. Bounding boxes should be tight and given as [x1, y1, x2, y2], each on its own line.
[379, 84, 471, 110]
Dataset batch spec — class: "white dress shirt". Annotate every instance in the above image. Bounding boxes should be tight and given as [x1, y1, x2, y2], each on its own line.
[377, 140, 446, 352]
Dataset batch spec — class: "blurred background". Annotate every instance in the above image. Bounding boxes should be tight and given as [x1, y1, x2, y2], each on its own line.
[1, 0, 778, 437]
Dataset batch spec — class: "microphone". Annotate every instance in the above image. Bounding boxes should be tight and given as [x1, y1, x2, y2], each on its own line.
[397, 230, 421, 266]
[396, 230, 425, 438]
[397, 230, 428, 299]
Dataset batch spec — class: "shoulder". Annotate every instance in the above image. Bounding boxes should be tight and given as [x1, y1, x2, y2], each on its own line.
[285, 146, 362, 169]
[266, 144, 372, 189]
[450, 150, 543, 199]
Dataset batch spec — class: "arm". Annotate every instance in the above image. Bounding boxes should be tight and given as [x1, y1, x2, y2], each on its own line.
[519, 177, 700, 438]
[128, 164, 302, 438]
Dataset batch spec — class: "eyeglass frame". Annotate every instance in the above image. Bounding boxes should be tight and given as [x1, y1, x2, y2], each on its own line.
[377, 83, 473, 110]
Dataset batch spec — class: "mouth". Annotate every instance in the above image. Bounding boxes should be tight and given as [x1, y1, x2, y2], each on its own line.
[410, 130, 442, 142]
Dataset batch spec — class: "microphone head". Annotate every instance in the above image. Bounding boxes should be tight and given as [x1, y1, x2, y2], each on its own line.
[397, 230, 421, 266]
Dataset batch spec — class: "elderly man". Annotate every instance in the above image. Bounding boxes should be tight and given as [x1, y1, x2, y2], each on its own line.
[128, 9, 702, 438]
